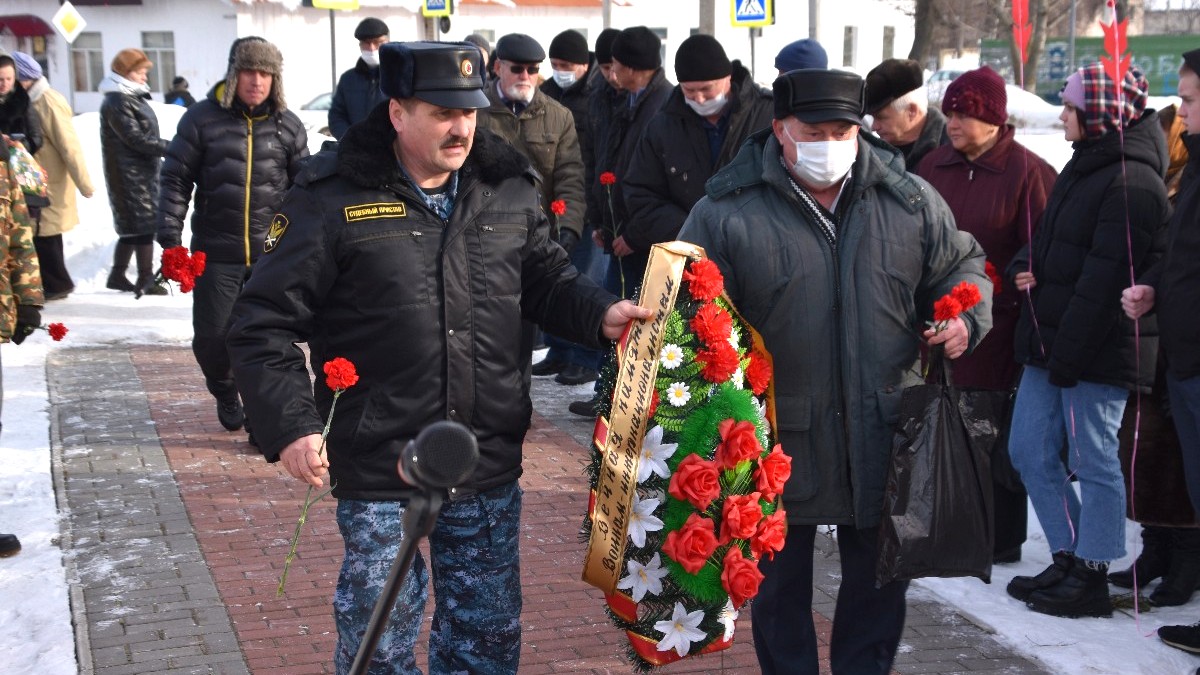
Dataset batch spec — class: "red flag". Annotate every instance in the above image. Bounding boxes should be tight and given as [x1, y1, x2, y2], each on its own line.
[1011, 0, 1031, 68]
[1100, 0, 1131, 97]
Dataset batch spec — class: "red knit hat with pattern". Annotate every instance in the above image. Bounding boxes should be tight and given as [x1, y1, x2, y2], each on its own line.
[942, 66, 1008, 127]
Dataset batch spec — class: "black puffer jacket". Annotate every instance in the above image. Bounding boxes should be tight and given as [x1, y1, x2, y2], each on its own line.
[622, 61, 773, 252]
[1143, 133, 1200, 379]
[0, 83, 42, 155]
[328, 59, 385, 140]
[99, 82, 168, 236]
[227, 104, 615, 500]
[158, 83, 308, 264]
[1012, 112, 1169, 392]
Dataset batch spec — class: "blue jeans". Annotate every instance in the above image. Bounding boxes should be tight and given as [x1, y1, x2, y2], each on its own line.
[544, 223, 608, 370]
[1167, 372, 1200, 514]
[752, 525, 908, 675]
[333, 482, 523, 675]
[1008, 366, 1128, 562]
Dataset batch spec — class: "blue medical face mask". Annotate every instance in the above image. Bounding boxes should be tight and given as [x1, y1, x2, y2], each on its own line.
[551, 69, 577, 89]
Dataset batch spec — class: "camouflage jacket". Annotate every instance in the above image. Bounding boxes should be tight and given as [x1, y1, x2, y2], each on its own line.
[1, 136, 44, 342]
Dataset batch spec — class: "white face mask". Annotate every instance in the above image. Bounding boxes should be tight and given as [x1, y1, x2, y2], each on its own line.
[551, 69, 577, 89]
[361, 50, 380, 67]
[685, 93, 728, 118]
[783, 126, 857, 189]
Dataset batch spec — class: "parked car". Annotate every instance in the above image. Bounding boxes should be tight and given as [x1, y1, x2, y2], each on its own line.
[927, 69, 965, 105]
[295, 92, 333, 139]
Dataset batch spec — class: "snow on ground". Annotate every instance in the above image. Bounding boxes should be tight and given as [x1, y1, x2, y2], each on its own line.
[2, 102, 1198, 674]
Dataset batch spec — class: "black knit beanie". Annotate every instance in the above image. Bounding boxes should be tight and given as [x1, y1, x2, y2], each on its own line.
[611, 26, 661, 70]
[595, 28, 621, 65]
[549, 30, 589, 65]
[674, 34, 731, 82]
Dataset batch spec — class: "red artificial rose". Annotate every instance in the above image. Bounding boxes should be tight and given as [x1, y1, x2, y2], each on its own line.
[720, 491, 764, 543]
[754, 444, 792, 501]
[682, 259, 724, 302]
[550, 199, 567, 216]
[696, 341, 740, 384]
[745, 350, 772, 396]
[950, 281, 982, 312]
[648, 389, 660, 419]
[668, 453, 721, 511]
[750, 510, 787, 561]
[721, 545, 765, 608]
[932, 295, 962, 323]
[690, 302, 733, 347]
[715, 419, 764, 469]
[47, 322, 69, 341]
[323, 357, 359, 391]
[600, 171, 617, 186]
[984, 261, 1002, 295]
[662, 512, 719, 574]
[191, 250, 207, 278]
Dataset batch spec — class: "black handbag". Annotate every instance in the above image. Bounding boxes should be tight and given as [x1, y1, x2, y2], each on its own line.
[876, 345, 1003, 586]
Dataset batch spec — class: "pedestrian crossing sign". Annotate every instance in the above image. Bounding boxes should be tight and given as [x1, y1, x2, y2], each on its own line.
[731, 0, 773, 27]
[422, 0, 452, 17]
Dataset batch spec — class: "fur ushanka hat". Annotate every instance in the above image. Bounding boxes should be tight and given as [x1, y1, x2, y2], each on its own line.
[222, 36, 286, 111]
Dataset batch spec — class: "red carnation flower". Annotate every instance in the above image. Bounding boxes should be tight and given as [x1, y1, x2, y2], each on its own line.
[47, 323, 69, 341]
[600, 171, 617, 186]
[648, 389, 660, 419]
[690, 303, 733, 348]
[323, 357, 359, 391]
[682, 259, 724, 302]
[550, 199, 566, 216]
[745, 350, 772, 396]
[696, 341, 740, 383]
[932, 295, 963, 323]
[950, 281, 982, 312]
[191, 250, 207, 278]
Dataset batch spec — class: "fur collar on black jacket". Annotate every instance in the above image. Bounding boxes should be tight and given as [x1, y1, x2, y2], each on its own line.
[336, 101, 533, 190]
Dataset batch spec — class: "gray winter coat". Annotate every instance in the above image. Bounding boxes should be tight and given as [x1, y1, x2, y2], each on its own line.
[679, 129, 991, 529]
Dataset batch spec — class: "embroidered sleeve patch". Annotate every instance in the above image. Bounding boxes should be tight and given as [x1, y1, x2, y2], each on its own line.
[264, 213, 289, 253]
[344, 202, 407, 222]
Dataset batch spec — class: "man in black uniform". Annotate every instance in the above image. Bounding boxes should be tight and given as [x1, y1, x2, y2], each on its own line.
[226, 41, 648, 674]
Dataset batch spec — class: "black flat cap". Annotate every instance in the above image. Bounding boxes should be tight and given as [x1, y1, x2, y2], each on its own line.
[354, 17, 389, 40]
[495, 33, 546, 64]
[379, 41, 489, 109]
[773, 69, 865, 125]
[865, 58, 923, 113]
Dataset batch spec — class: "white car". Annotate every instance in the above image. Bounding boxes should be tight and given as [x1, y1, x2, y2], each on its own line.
[295, 92, 333, 140]
[927, 69, 965, 106]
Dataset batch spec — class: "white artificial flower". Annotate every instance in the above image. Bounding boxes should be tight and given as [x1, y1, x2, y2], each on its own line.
[660, 343, 684, 369]
[732, 367, 745, 389]
[616, 552, 670, 602]
[727, 326, 741, 350]
[654, 602, 708, 657]
[719, 598, 738, 641]
[666, 382, 691, 407]
[638, 425, 677, 483]
[627, 495, 664, 548]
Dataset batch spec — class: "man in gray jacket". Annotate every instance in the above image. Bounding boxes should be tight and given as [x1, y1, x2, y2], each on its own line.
[679, 68, 990, 675]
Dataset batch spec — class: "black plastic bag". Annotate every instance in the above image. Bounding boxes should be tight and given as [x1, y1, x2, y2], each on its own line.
[876, 345, 1003, 586]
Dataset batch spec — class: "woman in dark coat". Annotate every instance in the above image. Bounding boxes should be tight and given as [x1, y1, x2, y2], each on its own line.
[916, 66, 1058, 565]
[99, 48, 169, 295]
[0, 50, 43, 155]
[1005, 63, 1169, 619]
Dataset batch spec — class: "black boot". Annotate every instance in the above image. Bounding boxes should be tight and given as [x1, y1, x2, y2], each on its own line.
[1151, 528, 1200, 607]
[1109, 525, 1172, 589]
[1026, 560, 1113, 618]
[0, 534, 20, 557]
[106, 242, 137, 292]
[135, 244, 168, 296]
[1007, 551, 1074, 602]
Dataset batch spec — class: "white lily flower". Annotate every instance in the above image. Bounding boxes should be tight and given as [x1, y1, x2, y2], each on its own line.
[616, 552, 670, 602]
[719, 598, 738, 641]
[627, 495, 664, 548]
[638, 425, 677, 483]
[654, 602, 707, 657]
[666, 382, 691, 407]
[660, 343, 684, 369]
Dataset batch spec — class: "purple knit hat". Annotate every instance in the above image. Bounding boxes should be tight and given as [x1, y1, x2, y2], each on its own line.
[942, 66, 1008, 126]
[1060, 62, 1148, 139]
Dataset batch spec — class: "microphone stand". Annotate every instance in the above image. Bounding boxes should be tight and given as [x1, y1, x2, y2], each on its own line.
[347, 490, 444, 675]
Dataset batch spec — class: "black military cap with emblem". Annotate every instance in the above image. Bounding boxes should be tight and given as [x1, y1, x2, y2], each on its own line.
[379, 41, 489, 109]
[772, 69, 865, 125]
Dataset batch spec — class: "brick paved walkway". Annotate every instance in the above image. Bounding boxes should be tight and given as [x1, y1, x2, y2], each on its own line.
[49, 345, 1049, 674]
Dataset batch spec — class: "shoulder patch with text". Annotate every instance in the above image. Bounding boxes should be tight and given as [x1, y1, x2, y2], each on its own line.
[264, 213, 289, 253]
[344, 202, 407, 222]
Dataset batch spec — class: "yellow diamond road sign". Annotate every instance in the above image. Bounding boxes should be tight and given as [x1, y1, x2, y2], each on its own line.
[52, 1, 87, 45]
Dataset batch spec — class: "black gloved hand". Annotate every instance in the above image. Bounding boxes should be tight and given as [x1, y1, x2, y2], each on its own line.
[11, 305, 41, 345]
[557, 228, 580, 254]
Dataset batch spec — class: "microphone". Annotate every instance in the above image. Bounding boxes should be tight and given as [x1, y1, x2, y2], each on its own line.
[397, 421, 479, 490]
